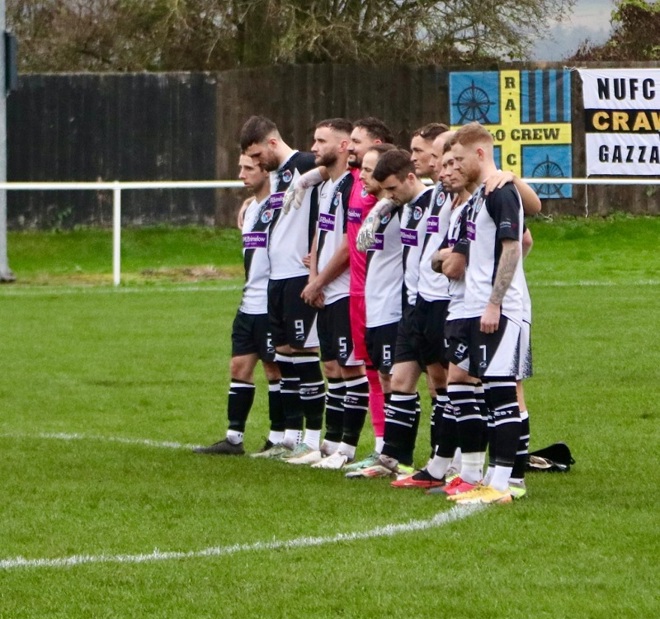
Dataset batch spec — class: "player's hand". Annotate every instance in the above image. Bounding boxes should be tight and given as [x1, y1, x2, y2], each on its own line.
[283, 168, 325, 214]
[480, 302, 501, 334]
[484, 170, 514, 195]
[302, 253, 311, 269]
[356, 198, 395, 252]
[431, 249, 445, 273]
[301, 277, 324, 307]
[282, 183, 297, 215]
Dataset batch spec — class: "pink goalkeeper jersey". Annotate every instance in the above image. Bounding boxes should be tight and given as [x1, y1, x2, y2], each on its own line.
[347, 168, 378, 297]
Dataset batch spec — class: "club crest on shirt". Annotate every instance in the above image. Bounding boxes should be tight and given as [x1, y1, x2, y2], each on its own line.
[413, 206, 423, 221]
[361, 186, 368, 198]
[436, 191, 447, 207]
[333, 192, 341, 207]
[261, 209, 274, 223]
[380, 213, 391, 225]
[281, 169, 293, 184]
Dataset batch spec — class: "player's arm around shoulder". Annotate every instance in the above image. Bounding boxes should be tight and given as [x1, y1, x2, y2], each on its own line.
[236, 197, 252, 229]
[484, 170, 541, 216]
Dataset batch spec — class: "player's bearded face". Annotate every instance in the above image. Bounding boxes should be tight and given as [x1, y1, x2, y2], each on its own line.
[245, 141, 279, 172]
[314, 151, 338, 167]
[451, 144, 480, 185]
[260, 148, 280, 172]
[348, 128, 373, 168]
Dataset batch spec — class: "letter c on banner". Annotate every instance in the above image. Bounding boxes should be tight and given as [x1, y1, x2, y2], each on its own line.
[593, 111, 610, 131]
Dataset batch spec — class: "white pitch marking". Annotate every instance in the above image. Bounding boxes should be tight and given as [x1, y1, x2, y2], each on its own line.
[0, 284, 243, 297]
[533, 279, 659, 288]
[0, 432, 199, 451]
[0, 505, 482, 571]
[0, 279, 658, 298]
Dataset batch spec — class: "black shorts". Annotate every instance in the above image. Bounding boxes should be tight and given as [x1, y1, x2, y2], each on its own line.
[467, 315, 521, 379]
[414, 297, 449, 366]
[231, 311, 276, 362]
[394, 303, 422, 365]
[268, 276, 319, 349]
[444, 318, 470, 370]
[365, 322, 399, 375]
[317, 297, 362, 367]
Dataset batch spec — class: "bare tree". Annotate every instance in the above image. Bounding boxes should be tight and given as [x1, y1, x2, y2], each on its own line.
[8, 0, 577, 72]
[570, 0, 660, 62]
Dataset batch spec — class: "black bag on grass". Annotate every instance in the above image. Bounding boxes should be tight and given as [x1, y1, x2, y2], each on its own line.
[526, 442, 575, 472]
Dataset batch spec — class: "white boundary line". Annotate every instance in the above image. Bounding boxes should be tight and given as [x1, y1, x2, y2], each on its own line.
[0, 279, 657, 298]
[0, 432, 199, 451]
[0, 284, 243, 296]
[0, 279, 660, 297]
[0, 505, 482, 571]
[533, 279, 659, 288]
[0, 431, 482, 571]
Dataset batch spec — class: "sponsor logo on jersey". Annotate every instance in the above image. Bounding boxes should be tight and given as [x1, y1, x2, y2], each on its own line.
[318, 212, 336, 231]
[370, 233, 385, 251]
[270, 192, 285, 210]
[467, 221, 476, 241]
[426, 215, 439, 234]
[401, 228, 418, 246]
[347, 207, 362, 223]
[243, 232, 268, 249]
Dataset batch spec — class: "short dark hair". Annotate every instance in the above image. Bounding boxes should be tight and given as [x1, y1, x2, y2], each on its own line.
[412, 122, 449, 141]
[366, 143, 397, 157]
[240, 116, 279, 151]
[316, 118, 353, 135]
[373, 149, 414, 183]
[353, 117, 394, 144]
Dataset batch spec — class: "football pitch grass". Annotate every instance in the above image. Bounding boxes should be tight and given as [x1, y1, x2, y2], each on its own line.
[1, 216, 658, 618]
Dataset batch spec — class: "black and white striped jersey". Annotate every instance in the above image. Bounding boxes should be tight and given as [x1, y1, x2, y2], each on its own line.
[239, 196, 272, 315]
[364, 208, 403, 328]
[463, 183, 526, 326]
[401, 187, 433, 307]
[417, 183, 452, 303]
[268, 151, 318, 281]
[314, 171, 354, 305]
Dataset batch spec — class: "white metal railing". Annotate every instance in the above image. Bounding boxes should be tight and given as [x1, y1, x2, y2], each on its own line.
[0, 178, 657, 286]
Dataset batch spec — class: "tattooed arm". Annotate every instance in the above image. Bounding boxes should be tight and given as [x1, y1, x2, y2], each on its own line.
[480, 238, 521, 334]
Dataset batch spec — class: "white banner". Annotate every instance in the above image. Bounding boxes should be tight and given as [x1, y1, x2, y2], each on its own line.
[579, 68, 660, 176]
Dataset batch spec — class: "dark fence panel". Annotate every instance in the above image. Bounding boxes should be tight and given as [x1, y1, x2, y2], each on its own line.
[8, 73, 218, 228]
[6, 64, 659, 229]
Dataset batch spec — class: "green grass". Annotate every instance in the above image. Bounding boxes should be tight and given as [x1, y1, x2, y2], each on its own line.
[0, 217, 659, 618]
[6, 226, 244, 284]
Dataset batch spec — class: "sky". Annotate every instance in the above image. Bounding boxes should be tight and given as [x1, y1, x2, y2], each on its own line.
[532, 0, 615, 60]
